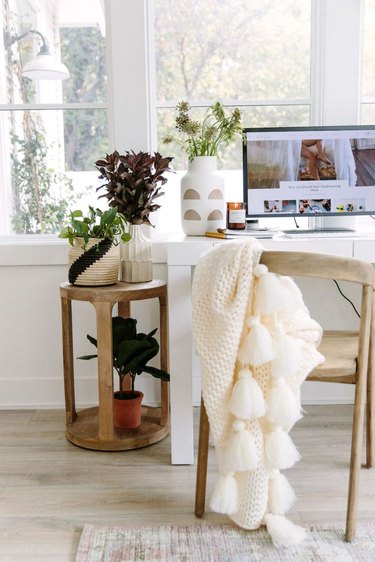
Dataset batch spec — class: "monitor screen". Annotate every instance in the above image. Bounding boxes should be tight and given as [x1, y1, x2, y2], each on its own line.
[242, 125, 375, 218]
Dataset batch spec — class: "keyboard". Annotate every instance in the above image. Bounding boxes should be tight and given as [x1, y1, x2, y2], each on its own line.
[279, 229, 364, 238]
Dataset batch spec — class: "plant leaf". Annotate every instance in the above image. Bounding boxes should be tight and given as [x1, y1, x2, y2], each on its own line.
[142, 365, 170, 381]
[87, 334, 98, 347]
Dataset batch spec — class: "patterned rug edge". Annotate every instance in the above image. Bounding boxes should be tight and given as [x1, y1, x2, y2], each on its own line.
[75, 522, 375, 562]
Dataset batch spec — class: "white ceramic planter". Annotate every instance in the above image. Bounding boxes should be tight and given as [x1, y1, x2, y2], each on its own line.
[120, 224, 153, 283]
[181, 156, 226, 235]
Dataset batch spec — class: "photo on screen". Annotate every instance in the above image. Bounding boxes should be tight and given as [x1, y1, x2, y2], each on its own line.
[264, 200, 297, 213]
[298, 199, 331, 214]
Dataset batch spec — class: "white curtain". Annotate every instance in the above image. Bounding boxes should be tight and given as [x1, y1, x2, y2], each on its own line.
[247, 140, 301, 188]
[327, 139, 357, 186]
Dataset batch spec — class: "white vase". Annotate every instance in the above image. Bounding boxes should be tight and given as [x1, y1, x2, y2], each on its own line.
[68, 237, 120, 286]
[181, 156, 226, 236]
[120, 224, 153, 283]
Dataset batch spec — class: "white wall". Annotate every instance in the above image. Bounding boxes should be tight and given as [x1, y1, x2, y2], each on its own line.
[0, 239, 167, 409]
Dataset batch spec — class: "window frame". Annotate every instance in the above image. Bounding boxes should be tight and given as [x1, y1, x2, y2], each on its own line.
[0, 0, 369, 239]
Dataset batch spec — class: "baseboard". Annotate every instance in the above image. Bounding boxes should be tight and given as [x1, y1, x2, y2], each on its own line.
[0, 377, 355, 409]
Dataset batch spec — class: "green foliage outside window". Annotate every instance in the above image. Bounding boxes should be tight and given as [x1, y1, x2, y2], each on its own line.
[11, 119, 74, 234]
[61, 27, 108, 171]
[8, 23, 108, 234]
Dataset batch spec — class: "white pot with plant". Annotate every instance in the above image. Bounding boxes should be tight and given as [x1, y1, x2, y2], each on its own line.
[78, 316, 170, 429]
[95, 150, 173, 283]
[163, 101, 243, 235]
[58, 206, 130, 286]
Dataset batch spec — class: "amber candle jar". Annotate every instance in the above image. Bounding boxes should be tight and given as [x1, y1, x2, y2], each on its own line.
[226, 202, 246, 229]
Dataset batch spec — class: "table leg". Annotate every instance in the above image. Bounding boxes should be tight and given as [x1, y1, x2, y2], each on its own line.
[167, 265, 194, 464]
[94, 301, 115, 441]
[159, 292, 169, 427]
[61, 296, 76, 424]
[118, 301, 130, 318]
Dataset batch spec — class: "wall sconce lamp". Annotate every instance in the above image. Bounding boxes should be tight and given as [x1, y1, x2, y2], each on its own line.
[4, 29, 70, 80]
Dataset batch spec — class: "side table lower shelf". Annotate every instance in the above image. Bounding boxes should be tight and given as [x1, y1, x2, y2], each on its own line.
[66, 405, 169, 451]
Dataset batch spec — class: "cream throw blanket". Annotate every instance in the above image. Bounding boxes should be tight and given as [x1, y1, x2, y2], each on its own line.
[192, 239, 324, 547]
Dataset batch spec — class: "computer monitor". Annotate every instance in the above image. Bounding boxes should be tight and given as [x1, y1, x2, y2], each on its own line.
[242, 125, 375, 233]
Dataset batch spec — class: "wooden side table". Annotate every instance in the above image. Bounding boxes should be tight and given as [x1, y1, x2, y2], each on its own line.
[60, 280, 169, 451]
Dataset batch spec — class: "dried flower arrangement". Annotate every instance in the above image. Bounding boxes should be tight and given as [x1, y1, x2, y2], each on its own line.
[163, 100, 243, 161]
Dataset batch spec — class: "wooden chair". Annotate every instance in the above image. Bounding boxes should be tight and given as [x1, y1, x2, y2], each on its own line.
[195, 251, 375, 542]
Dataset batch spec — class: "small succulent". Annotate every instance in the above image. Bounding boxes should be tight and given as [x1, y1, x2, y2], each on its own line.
[95, 150, 174, 226]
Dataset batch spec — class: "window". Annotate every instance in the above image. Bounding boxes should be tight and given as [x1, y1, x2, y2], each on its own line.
[154, 0, 312, 231]
[154, 0, 375, 233]
[1, 1, 373, 237]
[155, 0, 311, 171]
[0, 0, 108, 234]
[362, 0, 375, 124]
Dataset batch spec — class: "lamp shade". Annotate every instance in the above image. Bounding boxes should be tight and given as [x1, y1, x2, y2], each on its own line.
[22, 52, 70, 80]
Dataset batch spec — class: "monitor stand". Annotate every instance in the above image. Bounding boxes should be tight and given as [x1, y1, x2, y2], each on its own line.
[245, 219, 260, 229]
[282, 216, 356, 236]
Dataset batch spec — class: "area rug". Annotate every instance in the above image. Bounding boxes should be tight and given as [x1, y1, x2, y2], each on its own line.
[75, 523, 375, 561]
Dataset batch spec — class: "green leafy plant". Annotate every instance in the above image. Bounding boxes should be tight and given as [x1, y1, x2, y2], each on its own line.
[163, 100, 244, 161]
[11, 128, 75, 234]
[58, 206, 130, 247]
[78, 316, 170, 396]
[95, 150, 173, 226]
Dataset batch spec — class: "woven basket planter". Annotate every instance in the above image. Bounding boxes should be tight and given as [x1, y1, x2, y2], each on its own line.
[68, 237, 120, 286]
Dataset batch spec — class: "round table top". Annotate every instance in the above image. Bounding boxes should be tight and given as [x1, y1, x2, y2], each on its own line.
[60, 279, 167, 302]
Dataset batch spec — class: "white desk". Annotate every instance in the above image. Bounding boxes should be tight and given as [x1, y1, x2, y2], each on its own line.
[167, 233, 375, 465]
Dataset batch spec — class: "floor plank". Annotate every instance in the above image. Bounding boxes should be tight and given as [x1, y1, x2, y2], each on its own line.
[0, 405, 374, 560]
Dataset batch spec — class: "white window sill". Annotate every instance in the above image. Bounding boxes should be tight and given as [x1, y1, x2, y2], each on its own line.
[0, 234, 172, 266]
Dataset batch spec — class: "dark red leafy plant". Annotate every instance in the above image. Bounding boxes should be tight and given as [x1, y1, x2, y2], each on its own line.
[96, 150, 173, 226]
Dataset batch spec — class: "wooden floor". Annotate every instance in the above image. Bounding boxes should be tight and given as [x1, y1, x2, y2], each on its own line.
[0, 405, 374, 561]
[353, 148, 375, 186]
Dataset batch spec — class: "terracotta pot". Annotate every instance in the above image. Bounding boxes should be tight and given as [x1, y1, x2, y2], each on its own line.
[113, 390, 144, 429]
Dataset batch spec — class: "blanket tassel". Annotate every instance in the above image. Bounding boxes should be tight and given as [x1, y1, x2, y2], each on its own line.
[222, 420, 258, 474]
[228, 369, 266, 419]
[253, 265, 290, 315]
[263, 513, 306, 548]
[209, 474, 238, 514]
[272, 327, 301, 379]
[267, 378, 302, 429]
[265, 426, 300, 469]
[268, 469, 296, 514]
[237, 316, 274, 367]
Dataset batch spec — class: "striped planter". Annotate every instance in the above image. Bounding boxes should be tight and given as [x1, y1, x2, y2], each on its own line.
[68, 237, 120, 286]
[120, 225, 153, 283]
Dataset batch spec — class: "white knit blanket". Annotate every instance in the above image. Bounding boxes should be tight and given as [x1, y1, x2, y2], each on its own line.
[192, 239, 324, 547]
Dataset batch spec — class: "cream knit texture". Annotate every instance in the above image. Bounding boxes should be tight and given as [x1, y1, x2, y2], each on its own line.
[192, 239, 324, 532]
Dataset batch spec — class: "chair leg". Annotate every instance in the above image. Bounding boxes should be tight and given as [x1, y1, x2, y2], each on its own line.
[195, 397, 210, 518]
[346, 371, 367, 541]
[366, 359, 374, 468]
[366, 302, 374, 468]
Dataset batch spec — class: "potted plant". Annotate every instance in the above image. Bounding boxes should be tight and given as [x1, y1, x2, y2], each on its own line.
[78, 316, 170, 429]
[59, 206, 130, 286]
[95, 150, 173, 283]
[163, 100, 243, 236]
